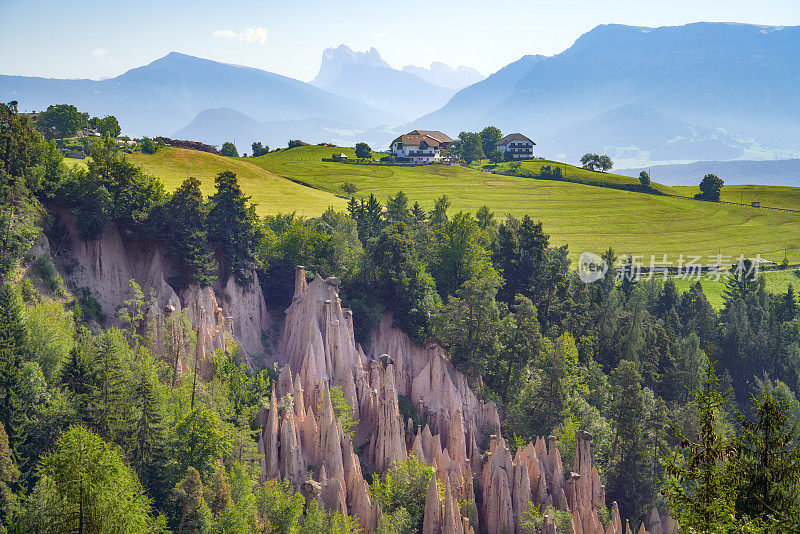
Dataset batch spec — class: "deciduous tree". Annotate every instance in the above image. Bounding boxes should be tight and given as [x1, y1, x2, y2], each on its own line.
[479, 126, 502, 158]
[38, 104, 84, 139]
[355, 142, 371, 159]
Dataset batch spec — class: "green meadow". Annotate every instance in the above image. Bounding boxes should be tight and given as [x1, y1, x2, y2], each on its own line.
[117, 145, 800, 264]
[674, 184, 800, 211]
[479, 158, 677, 194]
[127, 148, 344, 216]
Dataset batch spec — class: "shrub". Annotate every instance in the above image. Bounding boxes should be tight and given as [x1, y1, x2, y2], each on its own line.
[370, 454, 434, 533]
[36, 255, 65, 296]
[319, 385, 357, 440]
[78, 288, 103, 323]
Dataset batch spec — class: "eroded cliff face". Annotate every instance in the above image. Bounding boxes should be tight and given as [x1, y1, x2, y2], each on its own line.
[52, 209, 274, 369]
[259, 268, 677, 534]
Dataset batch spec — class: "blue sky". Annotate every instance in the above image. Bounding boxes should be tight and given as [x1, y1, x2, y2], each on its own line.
[1, 0, 798, 82]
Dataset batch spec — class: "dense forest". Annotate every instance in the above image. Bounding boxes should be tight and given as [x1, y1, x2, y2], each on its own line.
[2, 100, 800, 533]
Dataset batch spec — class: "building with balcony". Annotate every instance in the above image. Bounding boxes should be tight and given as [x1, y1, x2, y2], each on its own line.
[390, 130, 453, 162]
[496, 133, 535, 160]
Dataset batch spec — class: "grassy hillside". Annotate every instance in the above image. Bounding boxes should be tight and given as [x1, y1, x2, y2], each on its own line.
[673, 184, 800, 211]
[127, 148, 344, 215]
[118, 145, 800, 263]
[245, 146, 800, 262]
[479, 158, 678, 194]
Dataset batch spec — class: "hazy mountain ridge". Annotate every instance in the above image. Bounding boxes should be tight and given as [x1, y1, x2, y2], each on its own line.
[322, 63, 456, 122]
[310, 45, 390, 87]
[174, 107, 363, 152]
[618, 158, 800, 187]
[401, 62, 483, 89]
[420, 22, 800, 164]
[311, 45, 481, 121]
[0, 52, 395, 138]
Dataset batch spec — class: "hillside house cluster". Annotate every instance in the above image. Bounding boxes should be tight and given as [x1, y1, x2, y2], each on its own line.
[390, 129, 535, 162]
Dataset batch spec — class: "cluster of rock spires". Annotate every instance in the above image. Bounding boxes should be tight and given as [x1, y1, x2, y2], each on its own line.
[46, 211, 676, 534]
[256, 267, 678, 534]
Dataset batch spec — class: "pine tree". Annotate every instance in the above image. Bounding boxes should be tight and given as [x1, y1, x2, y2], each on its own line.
[723, 258, 760, 303]
[0, 284, 26, 448]
[25, 425, 159, 533]
[662, 362, 739, 532]
[736, 388, 800, 526]
[0, 423, 20, 530]
[780, 284, 797, 322]
[346, 196, 361, 221]
[606, 360, 654, 523]
[208, 465, 233, 516]
[161, 177, 216, 287]
[207, 171, 259, 286]
[89, 332, 130, 444]
[356, 194, 384, 244]
[384, 190, 409, 224]
[129, 370, 172, 511]
[175, 466, 212, 534]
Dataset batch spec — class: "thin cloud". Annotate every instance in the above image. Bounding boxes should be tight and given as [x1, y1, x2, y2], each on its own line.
[212, 29, 237, 39]
[371, 30, 392, 38]
[241, 27, 268, 44]
[212, 27, 268, 45]
[417, 45, 435, 55]
[92, 48, 107, 58]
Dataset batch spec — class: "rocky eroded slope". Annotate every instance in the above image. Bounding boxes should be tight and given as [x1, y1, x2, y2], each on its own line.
[50, 217, 675, 533]
[256, 268, 677, 534]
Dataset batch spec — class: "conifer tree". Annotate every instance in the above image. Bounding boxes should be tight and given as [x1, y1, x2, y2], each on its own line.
[780, 283, 798, 322]
[175, 466, 212, 534]
[160, 177, 216, 287]
[0, 284, 26, 447]
[207, 171, 259, 286]
[129, 369, 172, 511]
[0, 423, 20, 530]
[90, 332, 130, 444]
[736, 388, 800, 526]
[385, 190, 411, 226]
[662, 362, 739, 531]
[607, 360, 654, 523]
[25, 425, 159, 533]
[208, 464, 233, 516]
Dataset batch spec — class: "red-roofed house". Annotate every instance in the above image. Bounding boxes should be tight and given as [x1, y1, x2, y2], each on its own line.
[390, 130, 453, 162]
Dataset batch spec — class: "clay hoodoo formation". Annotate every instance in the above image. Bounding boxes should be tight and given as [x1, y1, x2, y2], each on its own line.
[259, 268, 677, 533]
[51, 209, 273, 369]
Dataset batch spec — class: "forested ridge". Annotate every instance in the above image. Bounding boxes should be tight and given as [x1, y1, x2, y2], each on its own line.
[2, 100, 800, 532]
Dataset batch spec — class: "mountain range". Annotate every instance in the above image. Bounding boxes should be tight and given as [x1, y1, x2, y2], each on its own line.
[2, 23, 798, 168]
[0, 52, 397, 141]
[311, 45, 483, 121]
[418, 22, 800, 165]
[618, 159, 800, 187]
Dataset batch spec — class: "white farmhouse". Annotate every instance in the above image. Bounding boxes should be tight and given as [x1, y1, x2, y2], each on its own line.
[496, 133, 535, 159]
[390, 130, 453, 162]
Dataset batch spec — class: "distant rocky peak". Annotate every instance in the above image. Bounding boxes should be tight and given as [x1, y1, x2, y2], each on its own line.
[402, 61, 483, 90]
[312, 44, 391, 87]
